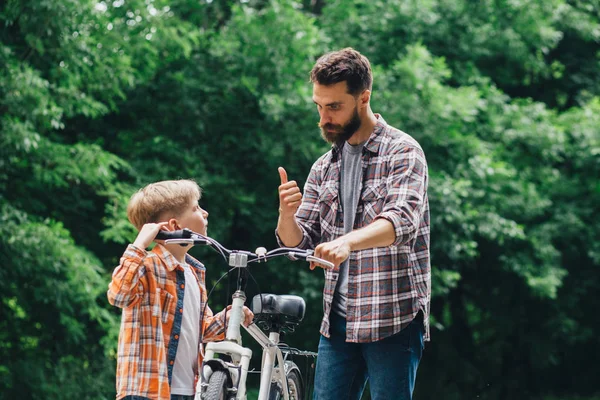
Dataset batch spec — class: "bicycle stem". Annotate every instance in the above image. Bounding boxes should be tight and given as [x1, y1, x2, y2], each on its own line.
[225, 290, 246, 344]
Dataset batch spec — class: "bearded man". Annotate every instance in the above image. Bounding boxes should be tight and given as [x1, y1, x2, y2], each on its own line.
[276, 48, 431, 400]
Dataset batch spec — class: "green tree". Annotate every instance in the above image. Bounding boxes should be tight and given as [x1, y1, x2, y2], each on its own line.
[1, 0, 598, 399]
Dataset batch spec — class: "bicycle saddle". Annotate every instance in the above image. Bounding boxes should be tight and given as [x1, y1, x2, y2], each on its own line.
[251, 294, 306, 323]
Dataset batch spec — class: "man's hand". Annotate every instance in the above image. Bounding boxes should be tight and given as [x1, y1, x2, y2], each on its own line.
[312, 237, 352, 270]
[133, 222, 169, 249]
[278, 167, 302, 218]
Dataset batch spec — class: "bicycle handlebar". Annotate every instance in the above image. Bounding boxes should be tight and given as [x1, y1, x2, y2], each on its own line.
[155, 229, 334, 270]
[155, 229, 193, 240]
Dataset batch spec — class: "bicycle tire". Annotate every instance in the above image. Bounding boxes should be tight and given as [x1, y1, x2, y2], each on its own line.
[203, 370, 229, 400]
[268, 365, 303, 400]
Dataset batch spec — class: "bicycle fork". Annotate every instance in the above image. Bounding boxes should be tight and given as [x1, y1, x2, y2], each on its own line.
[200, 291, 252, 399]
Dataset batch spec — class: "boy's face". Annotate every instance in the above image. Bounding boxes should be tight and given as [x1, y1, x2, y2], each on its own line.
[175, 197, 209, 235]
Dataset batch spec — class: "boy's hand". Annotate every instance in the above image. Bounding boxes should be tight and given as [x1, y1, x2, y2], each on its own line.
[278, 167, 302, 218]
[225, 305, 255, 327]
[133, 222, 169, 249]
[242, 306, 254, 327]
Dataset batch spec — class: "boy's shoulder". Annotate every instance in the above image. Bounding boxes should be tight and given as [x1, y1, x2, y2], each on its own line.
[145, 244, 207, 274]
[149, 244, 183, 272]
[185, 253, 205, 272]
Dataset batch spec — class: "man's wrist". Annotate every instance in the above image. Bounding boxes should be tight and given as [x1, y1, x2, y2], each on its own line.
[278, 208, 294, 217]
[340, 235, 356, 252]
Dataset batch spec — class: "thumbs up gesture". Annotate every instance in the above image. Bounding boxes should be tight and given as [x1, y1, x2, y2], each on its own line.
[278, 167, 303, 218]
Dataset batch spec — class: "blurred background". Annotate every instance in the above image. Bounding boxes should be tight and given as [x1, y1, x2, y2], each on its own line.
[1, 0, 599, 399]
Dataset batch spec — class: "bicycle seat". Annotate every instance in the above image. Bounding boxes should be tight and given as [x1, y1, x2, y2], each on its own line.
[251, 294, 305, 325]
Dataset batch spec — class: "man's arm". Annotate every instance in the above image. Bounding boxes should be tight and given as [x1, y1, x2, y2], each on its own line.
[313, 142, 428, 269]
[311, 218, 394, 269]
[276, 166, 323, 249]
[276, 167, 304, 247]
[276, 213, 304, 248]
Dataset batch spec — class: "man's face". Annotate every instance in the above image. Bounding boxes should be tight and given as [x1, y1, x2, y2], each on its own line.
[313, 82, 362, 145]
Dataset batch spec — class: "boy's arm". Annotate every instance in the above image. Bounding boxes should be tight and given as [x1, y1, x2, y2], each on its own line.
[107, 245, 148, 308]
[201, 306, 254, 342]
[201, 305, 226, 342]
[107, 222, 167, 308]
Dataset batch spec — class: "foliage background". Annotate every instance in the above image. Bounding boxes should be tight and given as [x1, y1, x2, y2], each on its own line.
[1, 0, 599, 399]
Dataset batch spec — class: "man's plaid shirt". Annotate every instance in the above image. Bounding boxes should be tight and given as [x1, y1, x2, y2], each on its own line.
[107, 244, 226, 400]
[279, 115, 431, 343]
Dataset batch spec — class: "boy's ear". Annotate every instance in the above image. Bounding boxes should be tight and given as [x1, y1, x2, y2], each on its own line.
[167, 218, 181, 231]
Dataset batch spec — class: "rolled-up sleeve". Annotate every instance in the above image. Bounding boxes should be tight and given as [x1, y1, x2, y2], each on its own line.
[376, 143, 428, 247]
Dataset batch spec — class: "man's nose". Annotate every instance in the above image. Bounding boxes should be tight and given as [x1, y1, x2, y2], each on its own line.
[319, 110, 331, 126]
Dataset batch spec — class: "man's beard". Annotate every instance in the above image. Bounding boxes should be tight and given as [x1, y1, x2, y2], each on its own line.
[319, 107, 362, 145]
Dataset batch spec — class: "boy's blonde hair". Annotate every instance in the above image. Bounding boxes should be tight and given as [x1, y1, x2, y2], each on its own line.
[127, 179, 202, 230]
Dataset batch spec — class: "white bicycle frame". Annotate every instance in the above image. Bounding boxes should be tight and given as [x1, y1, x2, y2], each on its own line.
[162, 233, 329, 400]
[195, 257, 295, 400]
[196, 291, 293, 400]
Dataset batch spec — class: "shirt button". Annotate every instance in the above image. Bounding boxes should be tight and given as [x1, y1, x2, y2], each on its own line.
[179, 308, 183, 314]
[180, 284, 185, 289]
[169, 360, 174, 365]
[174, 334, 179, 340]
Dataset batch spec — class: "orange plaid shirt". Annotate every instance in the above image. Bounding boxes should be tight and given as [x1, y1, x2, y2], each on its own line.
[107, 244, 226, 400]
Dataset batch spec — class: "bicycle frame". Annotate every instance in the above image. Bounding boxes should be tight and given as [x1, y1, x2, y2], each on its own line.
[197, 263, 298, 400]
[160, 230, 328, 400]
[199, 298, 292, 400]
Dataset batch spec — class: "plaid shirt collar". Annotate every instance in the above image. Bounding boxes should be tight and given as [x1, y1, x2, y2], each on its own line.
[152, 244, 205, 272]
[331, 114, 388, 159]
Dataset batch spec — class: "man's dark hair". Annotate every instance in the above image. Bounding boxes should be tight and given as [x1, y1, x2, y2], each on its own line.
[310, 47, 373, 96]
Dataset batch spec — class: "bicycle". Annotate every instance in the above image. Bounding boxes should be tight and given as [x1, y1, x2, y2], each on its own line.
[156, 228, 334, 400]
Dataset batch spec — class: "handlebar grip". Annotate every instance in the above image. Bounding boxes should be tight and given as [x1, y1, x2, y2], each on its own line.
[306, 255, 335, 270]
[155, 229, 193, 240]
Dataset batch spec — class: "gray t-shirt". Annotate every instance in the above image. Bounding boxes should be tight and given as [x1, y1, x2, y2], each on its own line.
[331, 141, 364, 318]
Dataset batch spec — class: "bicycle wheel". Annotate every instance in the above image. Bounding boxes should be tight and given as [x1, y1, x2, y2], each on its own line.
[203, 370, 229, 400]
[269, 365, 303, 400]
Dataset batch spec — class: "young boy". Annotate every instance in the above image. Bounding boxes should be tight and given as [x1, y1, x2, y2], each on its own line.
[107, 179, 253, 400]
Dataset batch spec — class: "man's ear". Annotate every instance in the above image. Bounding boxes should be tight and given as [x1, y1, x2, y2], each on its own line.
[360, 90, 371, 107]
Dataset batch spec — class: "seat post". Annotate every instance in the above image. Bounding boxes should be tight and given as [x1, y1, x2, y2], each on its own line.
[268, 331, 280, 345]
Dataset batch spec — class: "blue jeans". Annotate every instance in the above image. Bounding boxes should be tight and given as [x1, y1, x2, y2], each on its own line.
[313, 312, 424, 400]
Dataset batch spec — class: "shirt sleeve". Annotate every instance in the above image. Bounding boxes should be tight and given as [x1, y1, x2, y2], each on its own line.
[107, 244, 148, 308]
[201, 306, 226, 342]
[376, 142, 428, 247]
